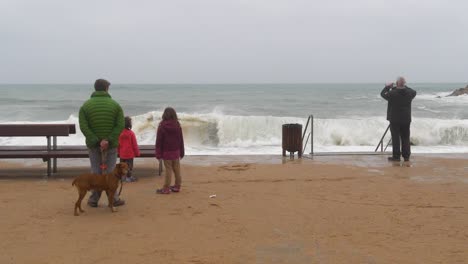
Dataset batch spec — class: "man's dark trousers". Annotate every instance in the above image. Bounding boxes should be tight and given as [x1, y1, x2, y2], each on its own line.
[390, 122, 411, 160]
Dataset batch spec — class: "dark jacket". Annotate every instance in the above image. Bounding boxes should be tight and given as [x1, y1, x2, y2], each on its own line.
[155, 120, 185, 160]
[381, 86, 417, 123]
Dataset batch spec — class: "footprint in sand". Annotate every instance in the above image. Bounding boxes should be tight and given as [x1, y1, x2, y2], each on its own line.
[219, 164, 252, 171]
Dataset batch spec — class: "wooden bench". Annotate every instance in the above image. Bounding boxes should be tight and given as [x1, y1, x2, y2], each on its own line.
[15, 146, 156, 158]
[0, 124, 76, 176]
[0, 124, 158, 176]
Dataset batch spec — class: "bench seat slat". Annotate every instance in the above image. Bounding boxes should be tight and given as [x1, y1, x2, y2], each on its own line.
[0, 124, 76, 137]
[0, 145, 155, 151]
[46, 150, 156, 158]
[0, 151, 50, 159]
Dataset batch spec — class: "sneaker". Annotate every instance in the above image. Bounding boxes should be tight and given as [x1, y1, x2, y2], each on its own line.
[125, 176, 137, 183]
[387, 157, 401, 162]
[156, 188, 171, 194]
[87, 201, 98, 208]
[113, 199, 125, 207]
[170, 185, 181, 193]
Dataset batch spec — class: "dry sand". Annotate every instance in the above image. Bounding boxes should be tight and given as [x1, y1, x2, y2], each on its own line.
[0, 155, 467, 264]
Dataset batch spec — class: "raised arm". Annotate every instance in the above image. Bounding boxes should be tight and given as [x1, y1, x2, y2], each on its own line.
[380, 85, 392, 101]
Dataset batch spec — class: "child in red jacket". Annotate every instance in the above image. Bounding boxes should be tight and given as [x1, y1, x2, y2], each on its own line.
[155, 107, 185, 194]
[118, 116, 140, 182]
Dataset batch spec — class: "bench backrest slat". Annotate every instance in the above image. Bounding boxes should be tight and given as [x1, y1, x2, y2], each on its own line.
[0, 124, 76, 137]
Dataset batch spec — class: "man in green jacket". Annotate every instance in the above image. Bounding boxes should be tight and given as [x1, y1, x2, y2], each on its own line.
[79, 79, 125, 207]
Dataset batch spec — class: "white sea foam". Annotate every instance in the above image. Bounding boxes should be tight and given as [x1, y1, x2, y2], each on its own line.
[416, 106, 442, 114]
[417, 92, 468, 103]
[1, 112, 467, 154]
[343, 96, 369, 100]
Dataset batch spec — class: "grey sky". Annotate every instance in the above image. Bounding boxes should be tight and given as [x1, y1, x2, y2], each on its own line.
[1, 0, 467, 83]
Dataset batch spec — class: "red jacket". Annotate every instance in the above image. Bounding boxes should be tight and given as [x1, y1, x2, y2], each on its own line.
[155, 120, 185, 160]
[118, 129, 140, 159]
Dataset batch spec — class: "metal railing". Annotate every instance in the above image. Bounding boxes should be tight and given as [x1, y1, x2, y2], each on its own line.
[300, 115, 392, 156]
[375, 124, 392, 152]
[302, 115, 314, 155]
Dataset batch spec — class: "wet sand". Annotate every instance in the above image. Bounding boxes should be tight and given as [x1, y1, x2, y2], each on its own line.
[0, 155, 467, 263]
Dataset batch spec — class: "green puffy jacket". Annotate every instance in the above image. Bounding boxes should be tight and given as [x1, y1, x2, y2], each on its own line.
[79, 91, 124, 148]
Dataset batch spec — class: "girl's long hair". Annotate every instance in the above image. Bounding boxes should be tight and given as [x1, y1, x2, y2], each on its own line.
[161, 107, 179, 122]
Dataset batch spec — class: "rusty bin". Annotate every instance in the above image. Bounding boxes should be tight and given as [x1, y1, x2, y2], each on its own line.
[282, 123, 303, 158]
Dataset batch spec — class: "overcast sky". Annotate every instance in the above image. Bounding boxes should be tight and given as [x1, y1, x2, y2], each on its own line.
[1, 0, 467, 83]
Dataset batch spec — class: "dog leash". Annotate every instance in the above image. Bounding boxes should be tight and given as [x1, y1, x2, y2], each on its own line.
[118, 177, 124, 196]
[100, 149, 108, 175]
[101, 148, 124, 196]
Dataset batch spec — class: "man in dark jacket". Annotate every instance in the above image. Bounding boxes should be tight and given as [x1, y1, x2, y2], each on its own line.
[381, 77, 417, 162]
[79, 79, 125, 207]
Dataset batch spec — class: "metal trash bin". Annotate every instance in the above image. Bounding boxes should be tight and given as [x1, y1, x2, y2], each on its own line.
[282, 123, 303, 158]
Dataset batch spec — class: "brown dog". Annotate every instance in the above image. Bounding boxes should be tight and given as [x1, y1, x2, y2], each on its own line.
[72, 162, 129, 216]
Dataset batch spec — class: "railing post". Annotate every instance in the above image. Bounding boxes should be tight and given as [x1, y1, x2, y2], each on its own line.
[375, 124, 390, 152]
[384, 138, 392, 152]
[310, 115, 314, 155]
[301, 116, 310, 142]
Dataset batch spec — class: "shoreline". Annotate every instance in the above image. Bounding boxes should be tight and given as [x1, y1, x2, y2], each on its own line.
[0, 153, 466, 179]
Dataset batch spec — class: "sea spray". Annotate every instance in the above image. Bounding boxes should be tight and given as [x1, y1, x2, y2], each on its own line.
[1, 111, 467, 154]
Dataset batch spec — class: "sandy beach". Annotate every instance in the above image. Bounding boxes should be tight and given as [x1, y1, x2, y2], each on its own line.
[0, 155, 467, 264]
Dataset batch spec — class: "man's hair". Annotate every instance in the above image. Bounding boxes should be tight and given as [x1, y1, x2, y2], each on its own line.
[94, 79, 111, 91]
[396, 76, 406, 86]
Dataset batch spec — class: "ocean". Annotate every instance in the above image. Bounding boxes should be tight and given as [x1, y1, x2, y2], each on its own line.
[1, 83, 467, 154]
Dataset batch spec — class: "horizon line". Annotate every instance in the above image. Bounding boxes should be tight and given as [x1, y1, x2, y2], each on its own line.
[0, 81, 466, 85]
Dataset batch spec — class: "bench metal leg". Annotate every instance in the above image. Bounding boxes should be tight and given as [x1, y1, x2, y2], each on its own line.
[53, 136, 57, 173]
[47, 159, 52, 177]
[46, 136, 51, 178]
